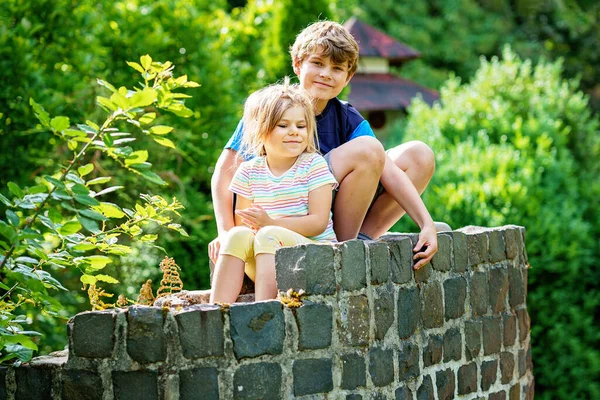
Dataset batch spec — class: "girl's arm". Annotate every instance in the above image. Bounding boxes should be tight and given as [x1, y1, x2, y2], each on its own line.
[235, 184, 333, 237]
[234, 195, 253, 227]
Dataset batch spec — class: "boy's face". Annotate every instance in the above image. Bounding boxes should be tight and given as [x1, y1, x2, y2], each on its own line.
[293, 51, 353, 113]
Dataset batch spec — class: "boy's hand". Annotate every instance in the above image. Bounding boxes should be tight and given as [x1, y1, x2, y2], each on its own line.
[235, 205, 273, 230]
[413, 223, 438, 270]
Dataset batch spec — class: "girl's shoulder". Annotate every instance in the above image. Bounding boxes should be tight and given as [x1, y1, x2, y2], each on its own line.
[297, 152, 326, 166]
[239, 156, 267, 171]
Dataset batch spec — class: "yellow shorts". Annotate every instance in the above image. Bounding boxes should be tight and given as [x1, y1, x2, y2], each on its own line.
[220, 226, 316, 281]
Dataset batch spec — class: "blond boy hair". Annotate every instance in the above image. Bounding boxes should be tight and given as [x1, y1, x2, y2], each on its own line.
[242, 77, 318, 157]
[290, 21, 359, 75]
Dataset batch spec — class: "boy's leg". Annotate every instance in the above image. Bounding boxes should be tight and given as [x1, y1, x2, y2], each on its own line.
[327, 136, 386, 241]
[360, 141, 435, 239]
[210, 226, 255, 303]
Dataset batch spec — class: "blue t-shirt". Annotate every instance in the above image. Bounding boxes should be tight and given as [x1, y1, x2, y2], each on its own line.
[225, 97, 375, 160]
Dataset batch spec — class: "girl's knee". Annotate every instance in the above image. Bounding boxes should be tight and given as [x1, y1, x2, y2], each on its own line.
[255, 226, 287, 243]
[226, 226, 255, 241]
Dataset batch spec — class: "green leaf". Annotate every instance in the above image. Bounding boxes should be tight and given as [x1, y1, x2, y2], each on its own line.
[2, 344, 34, 363]
[153, 136, 176, 149]
[130, 88, 157, 108]
[15, 256, 38, 264]
[86, 120, 100, 131]
[30, 98, 50, 127]
[48, 208, 62, 223]
[44, 176, 65, 189]
[126, 61, 145, 73]
[77, 124, 97, 134]
[141, 234, 158, 243]
[95, 203, 125, 219]
[0, 193, 11, 207]
[103, 133, 114, 147]
[0, 282, 10, 290]
[79, 209, 107, 221]
[77, 216, 101, 234]
[139, 113, 156, 125]
[80, 274, 97, 286]
[124, 150, 148, 167]
[51, 190, 72, 201]
[110, 92, 129, 110]
[140, 54, 152, 70]
[93, 186, 124, 197]
[59, 221, 82, 235]
[77, 164, 94, 177]
[139, 170, 166, 186]
[7, 182, 24, 199]
[77, 255, 112, 271]
[166, 103, 194, 118]
[74, 195, 100, 207]
[97, 79, 117, 93]
[64, 129, 86, 137]
[6, 210, 20, 227]
[149, 125, 174, 135]
[68, 140, 78, 151]
[71, 184, 90, 195]
[50, 116, 70, 132]
[97, 96, 117, 111]
[73, 243, 97, 251]
[66, 173, 85, 185]
[183, 80, 200, 88]
[28, 185, 48, 194]
[86, 177, 112, 186]
[95, 274, 119, 284]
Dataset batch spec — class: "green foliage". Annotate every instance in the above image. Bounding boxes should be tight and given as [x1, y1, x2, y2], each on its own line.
[390, 47, 600, 399]
[0, 56, 196, 365]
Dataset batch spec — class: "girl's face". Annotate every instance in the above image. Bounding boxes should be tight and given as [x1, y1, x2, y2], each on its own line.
[263, 105, 310, 159]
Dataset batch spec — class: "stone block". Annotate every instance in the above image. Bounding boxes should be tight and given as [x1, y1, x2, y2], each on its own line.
[509, 384, 520, 400]
[423, 334, 443, 367]
[397, 287, 420, 339]
[508, 267, 525, 309]
[464, 320, 481, 361]
[518, 350, 527, 377]
[341, 353, 366, 390]
[446, 231, 468, 273]
[374, 283, 395, 340]
[500, 352, 515, 384]
[369, 241, 390, 284]
[275, 244, 336, 295]
[15, 364, 53, 400]
[444, 276, 466, 320]
[180, 367, 219, 400]
[295, 302, 332, 350]
[230, 301, 284, 359]
[516, 308, 530, 343]
[431, 234, 452, 272]
[62, 369, 103, 400]
[112, 371, 158, 400]
[339, 295, 370, 346]
[503, 312, 517, 347]
[387, 236, 413, 284]
[395, 386, 413, 400]
[466, 230, 488, 266]
[233, 363, 281, 400]
[481, 359, 498, 391]
[470, 271, 489, 317]
[482, 316, 502, 355]
[126, 306, 166, 363]
[443, 328, 462, 362]
[422, 282, 443, 329]
[504, 228, 522, 259]
[341, 240, 367, 290]
[369, 347, 394, 387]
[175, 304, 224, 359]
[489, 391, 507, 400]
[488, 230, 507, 263]
[489, 268, 509, 314]
[436, 368, 455, 400]
[417, 375, 434, 400]
[347, 395, 363, 400]
[292, 358, 333, 396]
[527, 344, 533, 372]
[457, 363, 477, 395]
[398, 342, 419, 381]
[69, 310, 115, 358]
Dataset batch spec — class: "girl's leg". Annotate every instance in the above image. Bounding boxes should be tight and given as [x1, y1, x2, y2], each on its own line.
[253, 226, 315, 301]
[210, 226, 255, 303]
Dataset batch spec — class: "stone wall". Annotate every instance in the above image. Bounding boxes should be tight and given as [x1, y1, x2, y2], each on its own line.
[0, 225, 534, 399]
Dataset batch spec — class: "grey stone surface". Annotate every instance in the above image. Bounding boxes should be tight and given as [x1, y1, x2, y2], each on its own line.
[447, 231, 468, 273]
[464, 320, 481, 361]
[293, 358, 333, 396]
[482, 316, 502, 355]
[0, 367, 6, 400]
[518, 350, 527, 377]
[422, 282, 443, 329]
[69, 310, 115, 358]
[368, 241, 390, 284]
[275, 244, 336, 295]
[444, 276, 467, 320]
[488, 230, 507, 263]
[436, 368, 455, 400]
[431, 234, 452, 272]
[466, 231, 488, 267]
[295, 302, 332, 350]
[503, 312, 517, 347]
[180, 367, 219, 400]
[481, 359, 498, 391]
[397, 287, 420, 339]
[126, 306, 166, 363]
[398, 342, 420, 381]
[369, 347, 394, 387]
[414, 263, 432, 284]
[516, 308, 530, 343]
[395, 386, 413, 400]
[230, 301, 284, 359]
[417, 375, 434, 400]
[388, 237, 413, 283]
[340, 295, 370, 346]
[489, 267, 509, 314]
[470, 271, 489, 317]
[347, 395, 363, 400]
[374, 283, 395, 340]
[423, 334, 443, 367]
[457, 363, 477, 395]
[504, 228, 521, 259]
[175, 304, 224, 359]
[500, 352, 515, 384]
[233, 362, 281, 400]
[15, 365, 53, 400]
[489, 391, 507, 400]
[341, 240, 367, 290]
[62, 369, 103, 400]
[443, 328, 462, 362]
[112, 370, 158, 400]
[509, 267, 525, 308]
[341, 353, 366, 390]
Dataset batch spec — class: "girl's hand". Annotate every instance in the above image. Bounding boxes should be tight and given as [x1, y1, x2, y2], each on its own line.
[235, 205, 273, 229]
[413, 223, 438, 270]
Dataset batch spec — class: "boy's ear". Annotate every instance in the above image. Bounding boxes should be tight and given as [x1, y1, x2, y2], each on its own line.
[345, 72, 355, 86]
[292, 57, 302, 75]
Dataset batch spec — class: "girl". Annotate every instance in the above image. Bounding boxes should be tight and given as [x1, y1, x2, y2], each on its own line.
[210, 79, 338, 303]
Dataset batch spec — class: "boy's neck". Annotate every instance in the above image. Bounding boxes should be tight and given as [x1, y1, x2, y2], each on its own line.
[265, 153, 300, 177]
[314, 98, 331, 116]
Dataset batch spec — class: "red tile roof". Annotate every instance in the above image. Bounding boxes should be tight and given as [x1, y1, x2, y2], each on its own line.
[344, 17, 420, 65]
[348, 73, 439, 111]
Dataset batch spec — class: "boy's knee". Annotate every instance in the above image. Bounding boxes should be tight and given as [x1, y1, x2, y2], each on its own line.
[410, 141, 435, 173]
[354, 137, 386, 171]
[391, 140, 435, 175]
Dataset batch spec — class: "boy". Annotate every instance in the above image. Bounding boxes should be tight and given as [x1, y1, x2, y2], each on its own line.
[211, 21, 438, 270]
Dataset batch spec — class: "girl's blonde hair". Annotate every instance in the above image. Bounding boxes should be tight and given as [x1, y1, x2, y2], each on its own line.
[242, 77, 318, 157]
